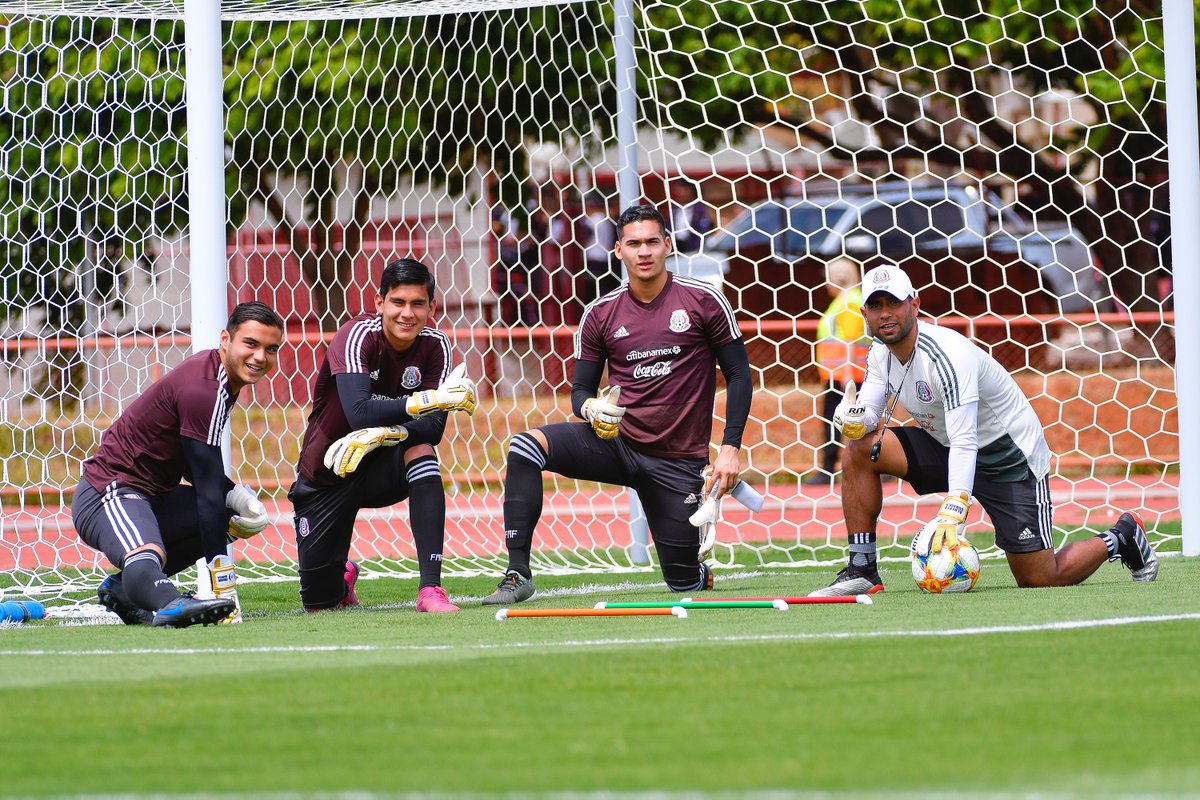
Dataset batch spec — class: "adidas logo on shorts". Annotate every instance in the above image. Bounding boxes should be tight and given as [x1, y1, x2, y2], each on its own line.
[683, 493, 698, 505]
[1018, 528, 1036, 540]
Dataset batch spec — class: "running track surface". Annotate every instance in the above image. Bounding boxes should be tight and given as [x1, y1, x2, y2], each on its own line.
[2, 474, 1180, 571]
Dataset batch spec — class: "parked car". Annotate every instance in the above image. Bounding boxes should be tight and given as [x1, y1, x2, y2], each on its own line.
[705, 180, 1113, 320]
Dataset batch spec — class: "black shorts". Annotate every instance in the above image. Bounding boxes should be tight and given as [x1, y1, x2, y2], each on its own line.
[892, 426, 1054, 554]
[289, 444, 415, 570]
[538, 422, 707, 551]
[70, 479, 209, 576]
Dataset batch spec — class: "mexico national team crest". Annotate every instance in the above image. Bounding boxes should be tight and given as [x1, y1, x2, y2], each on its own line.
[915, 380, 934, 403]
[669, 309, 691, 333]
[402, 366, 422, 389]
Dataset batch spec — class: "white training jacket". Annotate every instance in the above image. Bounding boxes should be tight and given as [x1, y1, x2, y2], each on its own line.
[855, 320, 1051, 494]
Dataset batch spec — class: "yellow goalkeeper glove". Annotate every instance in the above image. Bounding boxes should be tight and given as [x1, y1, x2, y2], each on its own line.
[207, 553, 242, 625]
[226, 484, 269, 539]
[929, 491, 970, 553]
[405, 363, 477, 417]
[323, 425, 408, 478]
[832, 380, 868, 440]
[581, 385, 625, 440]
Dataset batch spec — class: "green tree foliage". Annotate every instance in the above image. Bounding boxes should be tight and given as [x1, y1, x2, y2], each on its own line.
[0, 16, 187, 404]
[224, 8, 613, 328]
[643, 0, 1174, 310]
[1, 7, 615, 338]
[0, 0, 1183, 345]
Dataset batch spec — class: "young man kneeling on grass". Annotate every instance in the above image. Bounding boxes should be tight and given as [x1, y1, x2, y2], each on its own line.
[291, 259, 476, 613]
[72, 302, 285, 628]
[483, 205, 753, 605]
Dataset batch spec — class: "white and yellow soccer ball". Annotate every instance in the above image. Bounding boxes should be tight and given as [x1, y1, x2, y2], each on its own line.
[911, 534, 981, 594]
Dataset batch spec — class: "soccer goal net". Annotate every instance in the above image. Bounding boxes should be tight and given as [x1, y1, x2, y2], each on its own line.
[0, 0, 1184, 606]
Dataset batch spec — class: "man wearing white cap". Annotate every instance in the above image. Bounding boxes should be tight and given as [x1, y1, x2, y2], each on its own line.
[808, 264, 1158, 596]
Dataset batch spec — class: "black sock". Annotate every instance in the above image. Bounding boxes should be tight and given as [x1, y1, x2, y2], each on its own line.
[405, 455, 446, 588]
[503, 433, 547, 579]
[122, 550, 182, 611]
[848, 532, 877, 570]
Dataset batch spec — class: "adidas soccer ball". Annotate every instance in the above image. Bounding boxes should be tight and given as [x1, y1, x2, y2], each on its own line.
[911, 536, 981, 594]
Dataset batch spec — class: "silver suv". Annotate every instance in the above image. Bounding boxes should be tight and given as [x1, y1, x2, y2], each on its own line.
[707, 180, 1112, 317]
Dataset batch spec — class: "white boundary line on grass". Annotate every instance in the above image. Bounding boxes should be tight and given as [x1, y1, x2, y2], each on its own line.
[13, 789, 1200, 800]
[3, 612, 1198, 658]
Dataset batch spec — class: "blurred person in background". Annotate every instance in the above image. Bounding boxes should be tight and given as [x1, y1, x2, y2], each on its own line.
[805, 257, 870, 485]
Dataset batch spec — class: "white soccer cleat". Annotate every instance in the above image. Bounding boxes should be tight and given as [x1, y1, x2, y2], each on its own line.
[808, 564, 884, 597]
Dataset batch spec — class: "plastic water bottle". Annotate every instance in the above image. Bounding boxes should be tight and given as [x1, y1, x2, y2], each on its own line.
[0, 600, 46, 623]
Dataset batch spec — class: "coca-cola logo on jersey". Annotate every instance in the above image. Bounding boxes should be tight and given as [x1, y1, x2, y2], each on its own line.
[633, 360, 674, 379]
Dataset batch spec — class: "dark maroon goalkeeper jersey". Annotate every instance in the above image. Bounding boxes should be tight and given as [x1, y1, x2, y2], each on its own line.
[296, 313, 451, 485]
[82, 349, 238, 496]
[574, 273, 741, 458]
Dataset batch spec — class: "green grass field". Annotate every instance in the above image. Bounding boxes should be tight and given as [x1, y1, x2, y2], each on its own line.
[3, 554, 1199, 799]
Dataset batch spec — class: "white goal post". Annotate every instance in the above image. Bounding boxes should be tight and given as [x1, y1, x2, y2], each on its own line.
[1163, 0, 1200, 558]
[0, 0, 1194, 610]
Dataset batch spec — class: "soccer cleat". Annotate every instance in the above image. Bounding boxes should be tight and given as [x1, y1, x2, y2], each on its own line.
[338, 560, 361, 608]
[151, 595, 237, 628]
[1112, 512, 1158, 583]
[416, 585, 461, 613]
[698, 562, 714, 591]
[807, 564, 885, 597]
[480, 570, 536, 605]
[96, 574, 154, 626]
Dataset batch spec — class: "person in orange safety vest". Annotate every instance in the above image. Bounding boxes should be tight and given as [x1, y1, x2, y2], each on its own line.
[806, 257, 870, 485]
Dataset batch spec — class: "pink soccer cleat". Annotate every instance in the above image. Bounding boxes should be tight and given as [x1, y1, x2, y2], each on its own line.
[416, 585, 460, 613]
[337, 560, 361, 608]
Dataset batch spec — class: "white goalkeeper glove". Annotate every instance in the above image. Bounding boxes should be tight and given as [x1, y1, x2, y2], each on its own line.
[226, 484, 269, 539]
[581, 385, 625, 440]
[323, 425, 409, 478]
[832, 380, 869, 440]
[913, 491, 970, 555]
[689, 479, 722, 561]
[405, 363, 478, 417]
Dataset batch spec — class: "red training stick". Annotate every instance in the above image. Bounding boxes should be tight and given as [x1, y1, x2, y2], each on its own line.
[681, 595, 874, 605]
[495, 606, 687, 620]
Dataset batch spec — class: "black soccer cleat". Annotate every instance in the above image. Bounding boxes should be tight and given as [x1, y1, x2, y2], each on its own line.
[152, 595, 237, 628]
[481, 570, 536, 606]
[1112, 511, 1158, 583]
[808, 564, 884, 597]
[97, 574, 154, 626]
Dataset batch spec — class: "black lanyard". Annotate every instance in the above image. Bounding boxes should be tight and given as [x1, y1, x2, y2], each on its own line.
[869, 351, 915, 462]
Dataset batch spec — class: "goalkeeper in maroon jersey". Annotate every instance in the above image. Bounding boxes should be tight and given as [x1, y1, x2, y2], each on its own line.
[291, 258, 477, 613]
[71, 302, 285, 628]
[483, 205, 752, 604]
